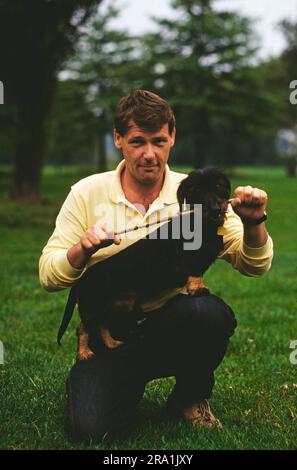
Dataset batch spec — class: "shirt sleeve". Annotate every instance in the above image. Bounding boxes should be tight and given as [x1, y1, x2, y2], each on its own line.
[217, 206, 273, 277]
[39, 188, 88, 291]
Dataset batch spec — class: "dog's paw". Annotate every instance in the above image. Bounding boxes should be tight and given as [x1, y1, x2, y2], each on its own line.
[104, 337, 124, 349]
[190, 286, 210, 296]
[77, 348, 95, 361]
[186, 276, 210, 296]
[100, 326, 124, 349]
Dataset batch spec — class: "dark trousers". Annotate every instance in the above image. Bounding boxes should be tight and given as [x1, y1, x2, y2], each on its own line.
[65, 294, 236, 443]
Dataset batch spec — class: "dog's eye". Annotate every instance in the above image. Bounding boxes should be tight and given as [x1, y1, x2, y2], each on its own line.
[215, 185, 229, 200]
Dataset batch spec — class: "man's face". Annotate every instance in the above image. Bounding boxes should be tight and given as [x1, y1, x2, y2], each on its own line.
[114, 121, 176, 185]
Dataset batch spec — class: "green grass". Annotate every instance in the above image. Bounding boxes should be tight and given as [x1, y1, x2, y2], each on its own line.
[0, 165, 296, 450]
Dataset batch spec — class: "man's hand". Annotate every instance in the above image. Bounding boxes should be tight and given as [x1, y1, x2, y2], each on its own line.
[230, 185, 267, 222]
[67, 222, 121, 269]
[80, 222, 121, 256]
[230, 185, 268, 248]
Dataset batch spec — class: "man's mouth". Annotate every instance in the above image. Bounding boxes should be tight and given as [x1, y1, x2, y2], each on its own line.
[141, 164, 158, 167]
[140, 165, 159, 170]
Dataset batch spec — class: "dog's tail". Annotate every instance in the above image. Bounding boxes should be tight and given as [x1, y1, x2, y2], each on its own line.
[57, 286, 78, 345]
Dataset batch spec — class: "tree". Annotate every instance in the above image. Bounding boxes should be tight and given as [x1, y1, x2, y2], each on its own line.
[279, 19, 297, 175]
[68, 2, 144, 171]
[280, 19, 297, 126]
[0, 0, 102, 202]
[47, 79, 97, 166]
[140, 0, 280, 167]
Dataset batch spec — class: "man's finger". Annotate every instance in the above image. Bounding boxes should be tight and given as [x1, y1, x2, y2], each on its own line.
[229, 197, 242, 208]
[251, 188, 261, 205]
[101, 222, 119, 240]
[93, 226, 109, 241]
[242, 186, 254, 205]
[94, 222, 121, 245]
[113, 234, 121, 245]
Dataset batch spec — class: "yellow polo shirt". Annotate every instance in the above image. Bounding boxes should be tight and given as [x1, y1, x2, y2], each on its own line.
[39, 160, 273, 312]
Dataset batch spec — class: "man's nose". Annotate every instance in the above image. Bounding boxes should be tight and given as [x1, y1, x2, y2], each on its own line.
[143, 143, 155, 159]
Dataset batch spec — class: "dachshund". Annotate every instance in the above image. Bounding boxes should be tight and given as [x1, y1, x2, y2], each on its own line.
[57, 168, 231, 360]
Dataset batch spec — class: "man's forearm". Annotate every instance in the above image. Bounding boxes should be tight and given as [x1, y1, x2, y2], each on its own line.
[67, 243, 91, 270]
[243, 222, 268, 248]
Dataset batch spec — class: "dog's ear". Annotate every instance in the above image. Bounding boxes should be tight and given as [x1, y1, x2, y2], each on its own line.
[177, 173, 192, 209]
[214, 171, 231, 200]
[177, 171, 203, 209]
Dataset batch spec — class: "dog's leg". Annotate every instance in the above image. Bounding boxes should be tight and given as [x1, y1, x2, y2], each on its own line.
[76, 322, 95, 361]
[99, 326, 124, 349]
[186, 276, 210, 296]
[99, 294, 137, 349]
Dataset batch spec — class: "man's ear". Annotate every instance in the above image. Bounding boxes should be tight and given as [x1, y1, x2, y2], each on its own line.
[114, 129, 122, 150]
[170, 127, 176, 147]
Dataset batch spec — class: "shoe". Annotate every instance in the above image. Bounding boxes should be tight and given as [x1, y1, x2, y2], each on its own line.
[167, 392, 222, 429]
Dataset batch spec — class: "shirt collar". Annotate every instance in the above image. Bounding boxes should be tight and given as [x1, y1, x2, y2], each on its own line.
[109, 160, 126, 204]
[109, 159, 178, 206]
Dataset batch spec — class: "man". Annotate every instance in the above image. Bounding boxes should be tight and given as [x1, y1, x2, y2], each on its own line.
[39, 90, 273, 443]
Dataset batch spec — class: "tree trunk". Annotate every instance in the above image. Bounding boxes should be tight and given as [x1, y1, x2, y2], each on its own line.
[11, 102, 48, 202]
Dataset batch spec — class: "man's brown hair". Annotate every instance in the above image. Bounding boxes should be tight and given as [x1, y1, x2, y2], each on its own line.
[114, 90, 176, 136]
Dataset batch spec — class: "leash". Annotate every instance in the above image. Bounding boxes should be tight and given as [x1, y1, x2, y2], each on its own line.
[114, 199, 234, 236]
[114, 208, 196, 236]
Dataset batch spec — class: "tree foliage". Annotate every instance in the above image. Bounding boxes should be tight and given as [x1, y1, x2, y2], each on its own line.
[1, 0, 295, 193]
[139, 0, 285, 166]
[0, 0, 101, 201]
[280, 19, 297, 126]
[47, 79, 97, 166]
[65, 3, 145, 170]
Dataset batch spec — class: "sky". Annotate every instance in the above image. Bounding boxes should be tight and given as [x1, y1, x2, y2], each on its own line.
[109, 0, 297, 60]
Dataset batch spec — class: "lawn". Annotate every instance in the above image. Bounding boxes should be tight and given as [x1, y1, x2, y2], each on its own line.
[0, 165, 296, 450]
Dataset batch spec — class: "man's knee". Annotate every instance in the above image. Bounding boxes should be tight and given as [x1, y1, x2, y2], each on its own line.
[66, 413, 105, 444]
[64, 363, 142, 444]
[65, 401, 136, 444]
[65, 376, 107, 443]
[188, 294, 237, 337]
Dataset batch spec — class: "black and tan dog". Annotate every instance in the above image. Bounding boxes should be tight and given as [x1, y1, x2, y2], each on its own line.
[57, 168, 231, 360]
